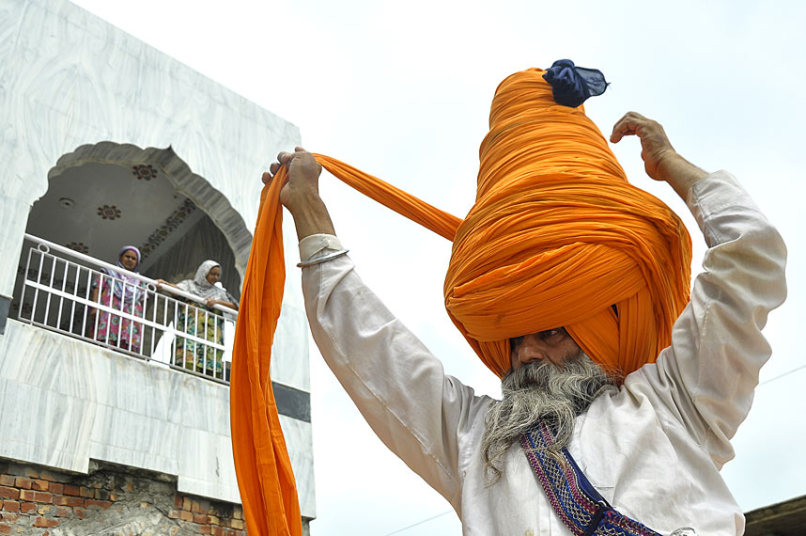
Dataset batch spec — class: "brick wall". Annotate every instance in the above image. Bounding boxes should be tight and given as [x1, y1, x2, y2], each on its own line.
[0, 460, 246, 536]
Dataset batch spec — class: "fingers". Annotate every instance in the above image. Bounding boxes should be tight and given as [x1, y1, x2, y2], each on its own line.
[264, 147, 309, 183]
[610, 111, 646, 143]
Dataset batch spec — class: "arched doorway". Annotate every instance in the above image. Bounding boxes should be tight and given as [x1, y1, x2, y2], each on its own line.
[26, 141, 251, 293]
[12, 141, 253, 376]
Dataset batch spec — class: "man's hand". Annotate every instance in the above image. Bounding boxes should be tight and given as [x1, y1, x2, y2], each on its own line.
[265, 147, 323, 213]
[264, 147, 336, 240]
[610, 112, 708, 200]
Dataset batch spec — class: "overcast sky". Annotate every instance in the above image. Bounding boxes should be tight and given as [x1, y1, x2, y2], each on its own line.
[72, 1, 806, 534]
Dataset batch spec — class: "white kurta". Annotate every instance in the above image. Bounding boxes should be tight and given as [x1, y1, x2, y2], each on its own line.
[301, 171, 787, 535]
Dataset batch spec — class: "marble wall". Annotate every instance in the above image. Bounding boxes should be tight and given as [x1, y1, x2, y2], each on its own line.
[0, 320, 315, 518]
[0, 0, 314, 521]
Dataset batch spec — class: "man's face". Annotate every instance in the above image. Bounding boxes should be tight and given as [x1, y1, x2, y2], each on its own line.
[509, 327, 581, 371]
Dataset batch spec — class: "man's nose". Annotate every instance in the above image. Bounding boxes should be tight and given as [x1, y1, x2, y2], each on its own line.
[516, 334, 549, 363]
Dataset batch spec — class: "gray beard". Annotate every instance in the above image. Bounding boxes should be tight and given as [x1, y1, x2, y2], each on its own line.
[481, 352, 616, 482]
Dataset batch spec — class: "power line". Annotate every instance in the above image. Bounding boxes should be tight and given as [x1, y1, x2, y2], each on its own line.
[382, 510, 453, 536]
[758, 363, 806, 386]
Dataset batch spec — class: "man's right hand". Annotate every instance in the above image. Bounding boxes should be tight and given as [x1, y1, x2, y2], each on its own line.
[265, 147, 336, 240]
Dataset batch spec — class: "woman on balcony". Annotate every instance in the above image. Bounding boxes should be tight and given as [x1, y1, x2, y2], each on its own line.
[160, 260, 238, 377]
[90, 245, 147, 353]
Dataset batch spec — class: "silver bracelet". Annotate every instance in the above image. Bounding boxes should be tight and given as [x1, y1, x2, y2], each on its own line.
[296, 249, 350, 268]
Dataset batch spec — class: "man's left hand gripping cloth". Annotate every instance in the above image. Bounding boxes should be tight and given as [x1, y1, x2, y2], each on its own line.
[229, 160, 462, 535]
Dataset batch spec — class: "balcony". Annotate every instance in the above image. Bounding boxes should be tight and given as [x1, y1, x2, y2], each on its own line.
[13, 234, 238, 384]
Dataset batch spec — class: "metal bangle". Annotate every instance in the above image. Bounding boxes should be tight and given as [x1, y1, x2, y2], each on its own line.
[296, 249, 349, 268]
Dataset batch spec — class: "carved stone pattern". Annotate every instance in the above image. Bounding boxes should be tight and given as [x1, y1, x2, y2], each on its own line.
[139, 198, 197, 258]
[97, 205, 121, 220]
[132, 164, 158, 181]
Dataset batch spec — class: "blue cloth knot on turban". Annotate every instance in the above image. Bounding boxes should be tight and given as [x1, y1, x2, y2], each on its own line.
[542, 59, 609, 107]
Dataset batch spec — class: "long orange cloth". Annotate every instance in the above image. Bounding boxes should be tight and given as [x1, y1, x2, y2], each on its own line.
[230, 67, 691, 533]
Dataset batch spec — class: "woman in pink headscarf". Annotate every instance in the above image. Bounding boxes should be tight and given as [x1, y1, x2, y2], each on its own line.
[90, 245, 147, 353]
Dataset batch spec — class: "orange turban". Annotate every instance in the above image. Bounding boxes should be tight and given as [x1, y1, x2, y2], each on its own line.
[230, 66, 691, 534]
[444, 68, 692, 378]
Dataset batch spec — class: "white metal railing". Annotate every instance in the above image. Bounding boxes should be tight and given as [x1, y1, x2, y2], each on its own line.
[14, 234, 239, 384]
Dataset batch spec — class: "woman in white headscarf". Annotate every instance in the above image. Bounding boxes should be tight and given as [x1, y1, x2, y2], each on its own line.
[159, 260, 238, 376]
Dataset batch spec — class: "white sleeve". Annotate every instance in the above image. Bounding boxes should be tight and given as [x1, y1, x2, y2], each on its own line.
[628, 170, 787, 467]
[301, 253, 486, 510]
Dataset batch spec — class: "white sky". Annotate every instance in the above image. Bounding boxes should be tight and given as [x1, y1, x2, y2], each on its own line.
[72, 1, 806, 534]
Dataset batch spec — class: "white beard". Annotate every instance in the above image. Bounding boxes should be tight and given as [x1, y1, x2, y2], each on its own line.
[480, 352, 616, 482]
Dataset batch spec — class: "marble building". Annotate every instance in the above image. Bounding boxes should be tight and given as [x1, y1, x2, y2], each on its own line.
[0, 0, 315, 532]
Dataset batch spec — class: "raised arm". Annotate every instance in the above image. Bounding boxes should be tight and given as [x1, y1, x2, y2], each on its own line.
[612, 112, 787, 465]
[270, 148, 475, 509]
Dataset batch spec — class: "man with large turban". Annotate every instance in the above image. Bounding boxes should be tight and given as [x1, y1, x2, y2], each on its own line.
[259, 65, 786, 535]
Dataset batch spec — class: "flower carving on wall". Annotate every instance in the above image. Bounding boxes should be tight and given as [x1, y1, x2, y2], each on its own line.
[65, 242, 89, 254]
[97, 205, 121, 220]
[132, 164, 158, 181]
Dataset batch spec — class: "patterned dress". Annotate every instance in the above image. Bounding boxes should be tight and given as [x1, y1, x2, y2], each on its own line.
[92, 248, 146, 353]
[174, 260, 235, 377]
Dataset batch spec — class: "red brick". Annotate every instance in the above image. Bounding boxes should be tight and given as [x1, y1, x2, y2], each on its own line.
[174, 495, 183, 509]
[23, 468, 39, 479]
[0, 513, 17, 523]
[74, 508, 86, 520]
[37, 505, 52, 515]
[0, 502, 16, 513]
[84, 500, 111, 510]
[60, 496, 83, 507]
[49, 483, 63, 495]
[14, 478, 31, 490]
[0, 476, 13, 487]
[63, 485, 80, 497]
[38, 471, 59, 482]
[193, 513, 208, 524]
[233, 507, 243, 520]
[79, 487, 93, 499]
[33, 492, 52, 504]
[20, 502, 37, 514]
[213, 527, 224, 536]
[33, 517, 60, 528]
[230, 519, 244, 530]
[55, 506, 71, 517]
[199, 526, 212, 535]
[0, 523, 11, 535]
[18, 490, 35, 502]
[191, 500, 202, 513]
[208, 515, 220, 526]
[182, 497, 191, 511]
[0, 488, 18, 501]
[32, 480, 48, 491]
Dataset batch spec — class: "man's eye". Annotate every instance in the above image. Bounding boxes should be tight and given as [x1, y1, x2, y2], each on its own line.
[539, 328, 565, 342]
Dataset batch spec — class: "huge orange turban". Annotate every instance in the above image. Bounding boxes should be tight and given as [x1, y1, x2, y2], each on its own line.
[230, 65, 692, 534]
